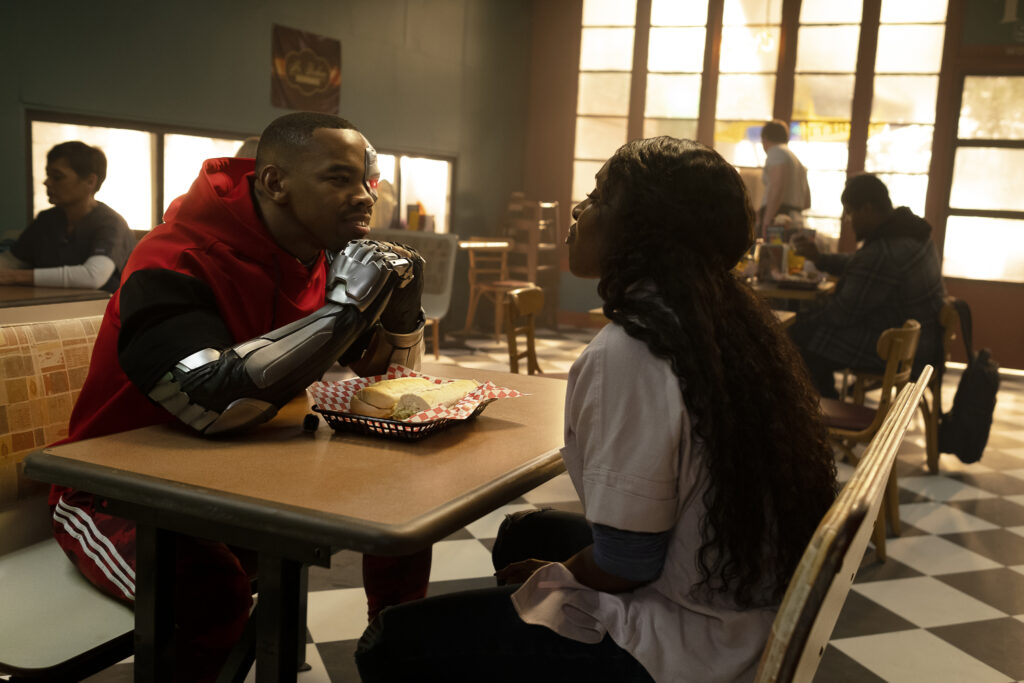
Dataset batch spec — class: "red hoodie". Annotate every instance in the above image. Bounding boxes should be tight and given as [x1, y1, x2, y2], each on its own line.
[52, 158, 326, 504]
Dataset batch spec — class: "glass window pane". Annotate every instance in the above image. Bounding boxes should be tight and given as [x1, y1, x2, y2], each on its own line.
[577, 73, 632, 115]
[793, 74, 855, 120]
[716, 74, 775, 119]
[583, 0, 636, 26]
[580, 28, 636, 71]
[645, 74, 702, 118]
[959, 76, 1024, 140]
[880, 0, 948, 24]
[871, 76, 938, 124]
[714, 120, 767, 167]
[795, 26, 861, 73]
[799, 0, 863, 24]
[398, 156, 451, 233]
[865, 123, 934, 173]
[651, 0, 708, 26]
[643, 118, 699, 140]
[805, 214, 842, 240]
[872, 173, 929, 216]
[573, 159, 607, 203]
[376, 154, 397, 185]
[790, 136, 849, 171]
[805, 169, 848, 218]
[719, 27, 780, 72]
[647, 28, 706, 72]
[943, 216, 1024, 282]
[31, 121, 153, 232]
[875, 25, 944, 73]
[950, 147, 1024, 212]
[574, 117, 629, 161]
[163, 134, 244, 214]
[722, 0, 782, 26]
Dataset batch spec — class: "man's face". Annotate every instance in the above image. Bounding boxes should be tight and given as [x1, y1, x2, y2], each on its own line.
[567, 160, 613, 279]
[842, 203, 879, 242]
[44, 157, 96, 208]
[281, 127, 379, 252]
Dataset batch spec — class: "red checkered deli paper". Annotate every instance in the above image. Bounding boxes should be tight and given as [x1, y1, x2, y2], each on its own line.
[308, 365, 526, 423]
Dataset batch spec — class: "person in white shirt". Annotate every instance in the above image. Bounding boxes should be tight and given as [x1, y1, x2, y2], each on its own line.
[355, 137, 838, 683]
[759, 119, 811, 240]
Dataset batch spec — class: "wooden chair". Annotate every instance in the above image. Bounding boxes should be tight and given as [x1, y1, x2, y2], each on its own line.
[0, 317, 135, 681]
[755, 368, 932, 682]
[461, 239, 534, 338]
[504, 195, 561, 327]
[504, 286, 545, 375]
[819, 320, 921, 562]
[840, 298, 959, 473]
[373, 229, 459, 359]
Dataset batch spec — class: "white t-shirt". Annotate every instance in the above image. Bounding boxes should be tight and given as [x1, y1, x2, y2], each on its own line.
[761, 144, 810, 212]
[512, 322, 775, 682]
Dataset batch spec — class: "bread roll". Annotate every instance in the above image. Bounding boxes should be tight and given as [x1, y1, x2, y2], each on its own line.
[349, 377, 435, 418]
[392, 379, 479, 420]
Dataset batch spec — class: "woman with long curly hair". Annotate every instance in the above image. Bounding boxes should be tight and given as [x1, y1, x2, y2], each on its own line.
[355, 137, 837, 682]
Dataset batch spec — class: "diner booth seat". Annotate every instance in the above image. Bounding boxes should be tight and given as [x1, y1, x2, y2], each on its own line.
[755, 368, 932, 682]
[820, 320, 921, 562]
[0, 316, 134, 681]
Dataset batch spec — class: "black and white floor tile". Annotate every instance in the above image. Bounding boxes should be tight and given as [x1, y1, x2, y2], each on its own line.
[72, 328, 1024, 682]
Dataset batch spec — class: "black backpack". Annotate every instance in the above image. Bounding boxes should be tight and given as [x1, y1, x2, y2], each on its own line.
[938, 300, 1000, 464]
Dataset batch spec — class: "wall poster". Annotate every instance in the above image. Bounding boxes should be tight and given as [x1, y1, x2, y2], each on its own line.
[271, 24, 341, 113]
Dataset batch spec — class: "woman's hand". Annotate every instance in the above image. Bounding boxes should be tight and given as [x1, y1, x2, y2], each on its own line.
[494, 558, 552, 585]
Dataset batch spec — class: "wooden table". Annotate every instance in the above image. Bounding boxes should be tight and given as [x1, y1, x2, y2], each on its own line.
[25, 363, 566, 682]
[750, 278, 836, 302]
[0, 285, 110, 324]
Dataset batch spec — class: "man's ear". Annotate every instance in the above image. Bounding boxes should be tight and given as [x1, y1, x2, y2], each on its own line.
[85, 173, 100, 195]
[256, 164, 289, 205]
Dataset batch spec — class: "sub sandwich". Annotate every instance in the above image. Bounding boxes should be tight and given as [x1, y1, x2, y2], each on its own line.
[349, 377, 480, 420]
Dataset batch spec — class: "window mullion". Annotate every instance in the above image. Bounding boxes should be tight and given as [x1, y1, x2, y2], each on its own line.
[697, 0, 724, 146]
[627, 0, 652, 141]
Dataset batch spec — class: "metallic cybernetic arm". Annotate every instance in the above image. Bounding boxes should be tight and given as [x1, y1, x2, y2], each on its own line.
[147, 240, 416, 435]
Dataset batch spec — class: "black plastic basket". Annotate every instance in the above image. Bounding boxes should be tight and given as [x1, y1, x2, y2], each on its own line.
[312, 399, 495, 441]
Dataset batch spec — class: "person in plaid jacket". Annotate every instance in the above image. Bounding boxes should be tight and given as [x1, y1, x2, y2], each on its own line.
[789, 174, 945, 398]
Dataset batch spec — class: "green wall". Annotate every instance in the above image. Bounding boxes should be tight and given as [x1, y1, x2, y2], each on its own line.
[0, 0, 530, 241]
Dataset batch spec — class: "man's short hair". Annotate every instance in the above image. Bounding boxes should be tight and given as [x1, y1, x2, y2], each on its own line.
[256, 112, 360, 171]
[761, 120, 790, 144]
[841, 173, 893, 212]
[47, 141, 107, 191]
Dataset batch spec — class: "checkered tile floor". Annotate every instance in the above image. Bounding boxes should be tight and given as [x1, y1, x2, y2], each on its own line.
[73, 328, 1024, 682]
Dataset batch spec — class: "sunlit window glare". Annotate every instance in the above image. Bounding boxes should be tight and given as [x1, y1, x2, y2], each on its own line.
[163, 134, 246, 215]
[31, 121, 153, 232]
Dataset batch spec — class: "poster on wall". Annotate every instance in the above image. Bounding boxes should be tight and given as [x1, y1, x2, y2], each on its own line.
[271, 24, 341, 113]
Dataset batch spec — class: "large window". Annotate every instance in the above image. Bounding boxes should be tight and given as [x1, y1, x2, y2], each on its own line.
[572, 0, 636, 203]
[790, 0, 862, 238]
[644, 0, 708, 142]
[29, 113, 454, 234]
[943, 75, 1024, 283]
[864, 0, 948, 218]
[714, 0, 782, 166]
[30, 114, 248, 232]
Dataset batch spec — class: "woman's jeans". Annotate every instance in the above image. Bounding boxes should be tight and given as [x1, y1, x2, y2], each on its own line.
[355, 508, 655, 682]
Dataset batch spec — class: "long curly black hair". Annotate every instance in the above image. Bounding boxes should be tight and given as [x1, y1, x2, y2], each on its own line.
[596, 137, 837, 607]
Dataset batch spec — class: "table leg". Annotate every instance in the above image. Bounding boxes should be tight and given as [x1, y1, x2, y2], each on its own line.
[134, 522, 175, 683]
[255, 554, 303, 683]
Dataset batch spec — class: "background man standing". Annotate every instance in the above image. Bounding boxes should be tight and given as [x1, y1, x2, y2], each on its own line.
[759, 119, 811, 240]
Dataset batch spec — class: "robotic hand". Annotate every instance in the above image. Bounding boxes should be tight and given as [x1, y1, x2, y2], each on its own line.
[147, 240, 416, 435]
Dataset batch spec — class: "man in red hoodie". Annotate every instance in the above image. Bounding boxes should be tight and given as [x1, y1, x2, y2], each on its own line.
[50, 112, 430, 680]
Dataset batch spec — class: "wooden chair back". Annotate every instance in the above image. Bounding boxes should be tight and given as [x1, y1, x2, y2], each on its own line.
[845, 320, 922, 439]
[467, 243, 511, 284]
[504, 286, 544, 375]
[755, 368, 932, 682]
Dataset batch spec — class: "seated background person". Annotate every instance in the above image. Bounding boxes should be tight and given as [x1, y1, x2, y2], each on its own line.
[48, 112, 428, 681]
[789, 173, 945, 398]
[0, 141, 134, 291]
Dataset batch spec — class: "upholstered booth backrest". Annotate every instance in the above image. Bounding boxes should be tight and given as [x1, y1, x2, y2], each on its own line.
[0, 316, 103, 506]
